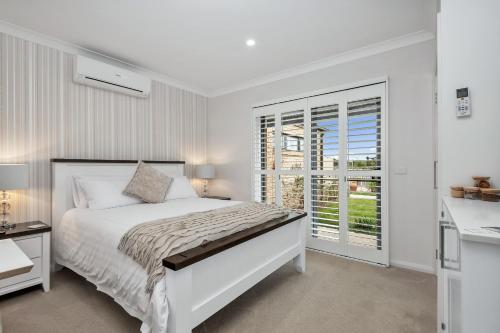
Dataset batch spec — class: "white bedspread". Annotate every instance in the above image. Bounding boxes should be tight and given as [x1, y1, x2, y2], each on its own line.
[55, 197, 239, 333]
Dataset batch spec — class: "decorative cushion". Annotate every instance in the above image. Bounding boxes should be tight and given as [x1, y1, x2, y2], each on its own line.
[124, 162, 173, 203]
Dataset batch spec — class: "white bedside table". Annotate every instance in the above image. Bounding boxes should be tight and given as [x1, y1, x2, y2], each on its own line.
[0, 221, 51, 296]
[0, 238, 36, 333]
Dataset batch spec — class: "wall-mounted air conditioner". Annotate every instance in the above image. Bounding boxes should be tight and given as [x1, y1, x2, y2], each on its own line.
[73, 55, 151, 98]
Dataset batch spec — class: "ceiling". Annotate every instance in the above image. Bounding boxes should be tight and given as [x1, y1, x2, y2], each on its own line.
[0, 0, 435, 95]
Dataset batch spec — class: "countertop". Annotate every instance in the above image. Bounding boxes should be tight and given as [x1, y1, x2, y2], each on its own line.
[443, 196, 500, 245]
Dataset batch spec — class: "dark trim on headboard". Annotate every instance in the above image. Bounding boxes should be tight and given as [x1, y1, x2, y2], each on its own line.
[50, 158, 185, 164]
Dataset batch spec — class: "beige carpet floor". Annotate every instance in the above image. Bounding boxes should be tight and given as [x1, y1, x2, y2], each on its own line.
[0, 251, 436, 333]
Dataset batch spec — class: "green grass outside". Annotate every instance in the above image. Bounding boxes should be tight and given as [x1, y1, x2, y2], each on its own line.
[316, 194, 379, 235]
[351, 192, 376, 197]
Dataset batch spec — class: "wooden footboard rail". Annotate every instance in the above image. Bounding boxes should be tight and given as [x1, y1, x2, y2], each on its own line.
[162, 212, 307, 333]
[163, 212, 307, 270]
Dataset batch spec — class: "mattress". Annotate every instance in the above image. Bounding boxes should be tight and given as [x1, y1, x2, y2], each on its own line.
[55, 197, 240, 333]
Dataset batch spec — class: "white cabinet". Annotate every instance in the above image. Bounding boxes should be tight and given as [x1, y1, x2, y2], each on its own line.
[438, 208, 462, 333]
[439, 197, 500, 333]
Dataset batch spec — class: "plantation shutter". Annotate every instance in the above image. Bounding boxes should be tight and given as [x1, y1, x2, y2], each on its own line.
[311, 105, 339, 171]
[280, 110, 305, 170]
[253, 83, 387, 265]
[346, 97, 383, 250]
[254, 114, 276, 204]
[311, 175, 340, 241]
[347, 97, 381, 171]
[280, 109, 305, 210]
[310, 103, 340, 242]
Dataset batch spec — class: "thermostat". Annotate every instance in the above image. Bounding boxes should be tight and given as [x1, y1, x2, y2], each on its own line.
[456, 87, 471, 117]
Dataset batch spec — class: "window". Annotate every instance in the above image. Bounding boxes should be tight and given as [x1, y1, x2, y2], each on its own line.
[282, 135, 304, 152]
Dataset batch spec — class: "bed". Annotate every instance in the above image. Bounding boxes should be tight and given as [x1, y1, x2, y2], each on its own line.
[51, 159, 307, 333]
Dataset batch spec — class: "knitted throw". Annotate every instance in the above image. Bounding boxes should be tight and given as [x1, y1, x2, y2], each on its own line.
[118, 202, 289, 293]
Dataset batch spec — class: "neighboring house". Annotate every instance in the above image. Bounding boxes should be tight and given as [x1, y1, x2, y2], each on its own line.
[260, 122, 332, 209]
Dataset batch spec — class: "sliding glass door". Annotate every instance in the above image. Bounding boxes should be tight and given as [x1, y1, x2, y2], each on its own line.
[254, 83, 387, 265]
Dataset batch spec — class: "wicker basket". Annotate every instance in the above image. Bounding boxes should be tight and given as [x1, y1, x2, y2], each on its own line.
[473, 176, 491, 188]
[450, 186, 464, 198]
[480, 188, 500, 202]
[464, 186, 480, 200]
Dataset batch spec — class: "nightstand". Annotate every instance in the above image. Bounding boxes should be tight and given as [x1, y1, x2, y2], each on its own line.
[0, 221, 51, 296]
[203, 195, 231, 200]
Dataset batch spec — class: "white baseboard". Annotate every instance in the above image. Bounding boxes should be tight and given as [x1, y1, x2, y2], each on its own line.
[390, 259, 436, 275]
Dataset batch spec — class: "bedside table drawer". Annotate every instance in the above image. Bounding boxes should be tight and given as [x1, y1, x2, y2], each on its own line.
[0, 257, 41, 289]
[14, 236, 42, 259]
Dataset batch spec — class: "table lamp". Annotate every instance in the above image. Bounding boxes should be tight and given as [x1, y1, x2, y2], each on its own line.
[0, 164, 28, 229]
[196, 164, 215, 197]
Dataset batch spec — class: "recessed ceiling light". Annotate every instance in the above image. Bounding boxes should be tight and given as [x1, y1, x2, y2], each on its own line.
[246, 39, 256, 47]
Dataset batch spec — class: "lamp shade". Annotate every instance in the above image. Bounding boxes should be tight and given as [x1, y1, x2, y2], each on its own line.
[0, 164, 29, 190]
[196, 164, 215, 179]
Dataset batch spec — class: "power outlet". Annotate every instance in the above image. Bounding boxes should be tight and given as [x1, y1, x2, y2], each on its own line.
[394, 167, 408, 175]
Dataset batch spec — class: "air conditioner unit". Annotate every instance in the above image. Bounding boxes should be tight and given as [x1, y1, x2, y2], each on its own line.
[73, 55, 151, 98]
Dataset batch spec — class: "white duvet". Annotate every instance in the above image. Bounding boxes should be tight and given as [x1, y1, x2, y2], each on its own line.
[55, 197, 239, 333]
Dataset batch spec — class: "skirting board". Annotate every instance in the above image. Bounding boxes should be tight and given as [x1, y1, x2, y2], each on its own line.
[390, 260, 435, 275]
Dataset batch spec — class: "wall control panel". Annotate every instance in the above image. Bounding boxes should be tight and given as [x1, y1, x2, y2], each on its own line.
[456, 87, 471, 117]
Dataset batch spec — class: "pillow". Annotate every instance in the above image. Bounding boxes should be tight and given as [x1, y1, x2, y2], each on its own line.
[166, 176, 199, 200]
[123, 162, 173, 203]
[78, 178, 143, 209]
[72, 175, 132, 208]
[72, 177, 87, 208]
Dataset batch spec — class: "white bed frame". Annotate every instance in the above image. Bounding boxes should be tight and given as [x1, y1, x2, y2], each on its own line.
[52, 160, 306, 333]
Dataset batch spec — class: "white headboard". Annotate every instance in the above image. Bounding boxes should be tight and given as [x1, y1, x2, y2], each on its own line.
[51, 159, 185, 229]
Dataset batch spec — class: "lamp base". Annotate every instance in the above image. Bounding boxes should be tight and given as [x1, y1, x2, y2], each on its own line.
[1, 222, 16, 230]
[1, 190, 15, 230]
[202, 179, 209, 197]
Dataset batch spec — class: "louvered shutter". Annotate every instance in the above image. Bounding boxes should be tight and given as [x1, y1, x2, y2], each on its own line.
[310, 103, 340, 242]
[253, 83, 387, 265]
[254, 114, 276, 204]
[280, 109, 305, 210]
[347, 97, 381, 171]
[346, 97, 382, 250]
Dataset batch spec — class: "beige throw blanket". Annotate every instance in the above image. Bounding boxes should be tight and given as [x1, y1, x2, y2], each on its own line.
[118, 202, 290, 293]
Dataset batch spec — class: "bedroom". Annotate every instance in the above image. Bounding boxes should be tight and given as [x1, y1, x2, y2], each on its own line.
[0, 0, 499, 332]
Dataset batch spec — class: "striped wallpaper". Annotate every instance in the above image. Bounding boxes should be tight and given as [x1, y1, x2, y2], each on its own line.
[0, 32, 208, 225]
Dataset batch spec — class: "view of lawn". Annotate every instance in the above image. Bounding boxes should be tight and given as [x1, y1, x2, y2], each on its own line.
[277, 175, 380, 238]
[316, 194, 379, 235]
[352, 192, 376, 197]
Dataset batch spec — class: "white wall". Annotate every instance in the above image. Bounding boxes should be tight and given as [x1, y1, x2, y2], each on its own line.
[208, 40, 437, 273]
[438, 0, 500, 198]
